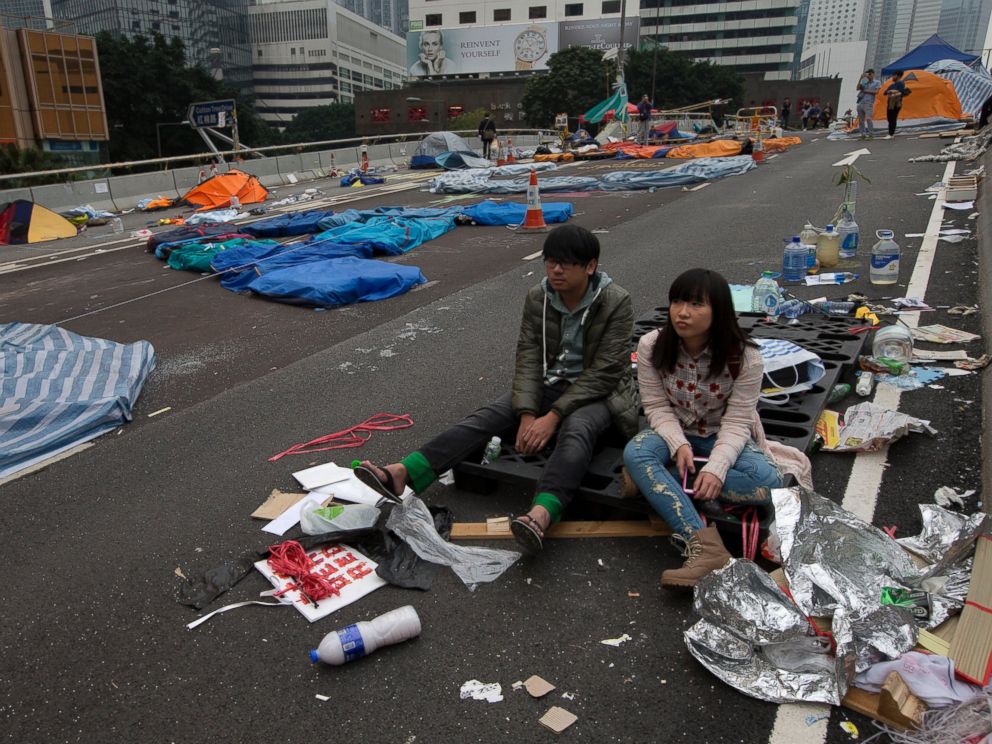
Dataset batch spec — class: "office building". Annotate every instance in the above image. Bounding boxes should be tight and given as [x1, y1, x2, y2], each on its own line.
[1, 0, 54, 29]
[938, 0, 992, 56]
[334, 0, 408, 36]
[50, 0, 253, 89]
[248, 0, 406, 128]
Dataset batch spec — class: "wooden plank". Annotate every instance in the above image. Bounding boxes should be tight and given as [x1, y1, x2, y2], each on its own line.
[949, 534, 992, 685]
[877, 672, 926, 729]
[842, 687, 914, 731]
[450, 519, 673, 540]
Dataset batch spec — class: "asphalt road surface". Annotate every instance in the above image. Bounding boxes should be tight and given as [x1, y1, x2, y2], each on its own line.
[0, 134, 985, 744]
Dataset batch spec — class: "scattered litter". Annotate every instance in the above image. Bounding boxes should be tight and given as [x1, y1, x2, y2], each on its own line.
[876, 366, 947, 391]
[438, 469, 455, 485]
[315, 694, 330, 702]
[940, 228, 971, 235]
[956, 354, 991, 370]
[539, 706, 577, 734]
[805, 713, 829, 726]
[591, 229, 609, 234]
[821, 401, 936, 452]
[523, 675, 556, 698]
[944, 201, 974, 210]
[147, 406, 172, 418]
[186, 598, 289, 630]
[969, 212, 979, 219]
[911, 348, 970, 362]
[251, 489, 307, 520]
[561, 691, 576, 700]
[628, 591, 641, 598]
[939, 234, 967, 243]
[174, 566, 187, 580]
[460, 679, 503, 703]
[947, 305, 978, 315]
[934, 486, 975, 508]
[601, 633, 632, 647]
[912, 324, 980, 344]
[892, 298, 933, 311]
[486, 517, 511, 534]
[840, 720, 859, 739]
[512, 681, 524, 690]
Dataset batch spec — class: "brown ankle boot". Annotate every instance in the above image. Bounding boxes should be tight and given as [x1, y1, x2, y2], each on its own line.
[661, 524, 732, 589]
[619, 466, 640, 499]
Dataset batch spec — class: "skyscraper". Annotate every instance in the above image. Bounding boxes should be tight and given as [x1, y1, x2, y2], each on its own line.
[1, 0, 54, 29]
[334, 0, 407, 35]
[938, 0, 992, 55]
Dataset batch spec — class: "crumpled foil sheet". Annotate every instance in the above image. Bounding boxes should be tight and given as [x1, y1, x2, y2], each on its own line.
[685, 559, 845, 704]
[685, 488, 984, 704]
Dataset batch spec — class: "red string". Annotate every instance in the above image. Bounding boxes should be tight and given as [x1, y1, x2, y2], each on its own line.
[268, 412, 414, 461]
[267, 540, 339, 603]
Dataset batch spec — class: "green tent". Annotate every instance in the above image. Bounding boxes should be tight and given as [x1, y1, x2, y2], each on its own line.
[582, 81, 629, 124]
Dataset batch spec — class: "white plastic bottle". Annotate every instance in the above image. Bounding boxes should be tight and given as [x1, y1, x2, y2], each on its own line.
[751, 271, 781, 317]
[782, 236, 807, 282]
[112, 217, 124, 234]
[799, 223, 819, 274]
[870, 229, 900, 285]
[481, 436, 502, 465]
[837, 209, 860, 260]
[816, 224, 840, 269]
[310, 605, 422, 666]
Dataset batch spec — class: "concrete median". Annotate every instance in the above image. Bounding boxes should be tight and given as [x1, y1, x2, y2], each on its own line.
[110, 170, 182, 210]
[235, 158, 283, 188]
[30, 178, 118, 213]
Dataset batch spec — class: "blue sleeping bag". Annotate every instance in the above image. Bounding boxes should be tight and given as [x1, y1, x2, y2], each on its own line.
[242, 211, 336, 238]
[211, 239, 375, 293]
[460, 200, 573, 226]
[238, 256, 427, 307]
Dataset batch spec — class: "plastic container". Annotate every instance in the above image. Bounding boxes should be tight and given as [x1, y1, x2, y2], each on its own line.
[112, 217, 124, 234]
[872, 324, 914, 364]
[300, 502, 380, 535]
[816, 272, 859, 284]
[481, 436, 502, 465]
[779, 299, 806, 324]
[837, 209, 860, 260]
[310, 606, 421, 666]
[800, 223, 819, 273]
[782, 236, 807, 282]
[816, 224, 841, 269]
[818, 301, 856, 316]
[856, 371, 874, 397]
[827, 383, 851, 403]
[751, 271, 781, 317]
[870, 229, 900, 285]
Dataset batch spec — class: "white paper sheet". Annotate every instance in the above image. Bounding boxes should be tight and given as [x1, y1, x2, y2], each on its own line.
[292, 462, 353, 490]
[944, 201, 974, 210]
[262, 493, 325, 536]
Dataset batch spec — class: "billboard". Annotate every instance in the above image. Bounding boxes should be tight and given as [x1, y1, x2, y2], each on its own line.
[558, 17, 640, 55]
[407, 23, 559, 76]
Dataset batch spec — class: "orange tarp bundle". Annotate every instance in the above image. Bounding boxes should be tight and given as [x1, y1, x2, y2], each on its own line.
[534, 152, 575, 162]
[141, 197, 174, 211]
[665, 140, 743, 159]
[762, 137, 802, 153]
[600, 142, 669, 158]
[180, 169, 268, 212]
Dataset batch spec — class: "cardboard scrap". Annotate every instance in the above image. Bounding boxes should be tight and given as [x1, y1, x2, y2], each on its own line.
[460, 679, 503, 703]
[912, 324, 980, 344]
[523, 675, 556, 698]
[251, 489, 308, 520]
[955, 354, 991, 370]
[539, 706, 577, 734]
[948, 534, 992, 685]
[486, 516, 511, 534]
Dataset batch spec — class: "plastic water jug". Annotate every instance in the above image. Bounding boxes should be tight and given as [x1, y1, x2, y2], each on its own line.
[800, 223, 819, 273]
[310, 606, 421, 666]
[782, 236, 807, 282]
[870, 230, 900, 285]
[837, 209, 859, 260]
[872, 324, 913, 364]
[816, 224, 840, 269]
[751, 271, 781, 316]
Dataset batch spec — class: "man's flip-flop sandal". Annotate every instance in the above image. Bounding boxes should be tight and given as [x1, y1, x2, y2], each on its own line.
[354, 464, 403, 504]
[511, 515, 544, 555]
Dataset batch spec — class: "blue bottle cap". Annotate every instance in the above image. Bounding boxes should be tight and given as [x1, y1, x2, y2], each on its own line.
[309, 649, 320, 663]
[791, 235, 801, 242]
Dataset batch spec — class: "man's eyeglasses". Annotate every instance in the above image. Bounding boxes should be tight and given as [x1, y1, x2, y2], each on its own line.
[543, 257, 583, 269]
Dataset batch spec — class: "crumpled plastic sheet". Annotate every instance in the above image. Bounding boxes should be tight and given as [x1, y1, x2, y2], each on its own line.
[899, 504, 989, 564]
[774, 487, 924, 617]
[833, 605, 918, 674]
[185, 208, 244, 225]
[385, 496, 520, 591]
[684, 559, 846, 704]
[428, 156, 756, 194]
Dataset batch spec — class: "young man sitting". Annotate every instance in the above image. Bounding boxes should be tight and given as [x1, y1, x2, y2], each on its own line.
[357, 224, 638, 554]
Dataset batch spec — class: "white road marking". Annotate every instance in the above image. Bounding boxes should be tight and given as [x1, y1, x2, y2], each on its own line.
[766, 157, 956, 743]
[831, 148, 872, 167]
[522, 250, 543, 261]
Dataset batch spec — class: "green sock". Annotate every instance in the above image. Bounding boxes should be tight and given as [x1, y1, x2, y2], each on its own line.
[399, 451, 435, 494]
[532, 492, 563, 524]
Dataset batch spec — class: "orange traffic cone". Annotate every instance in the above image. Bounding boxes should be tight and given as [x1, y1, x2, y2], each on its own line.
[507, 137, 516, 164]
[496, 139, 506, 166]
[752, 136, 764, 164]
[521, 168, 548, 233]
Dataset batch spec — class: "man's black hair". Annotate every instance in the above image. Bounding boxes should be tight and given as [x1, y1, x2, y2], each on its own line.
[541, 224, 600, 265]
[866, 68, 874, 74]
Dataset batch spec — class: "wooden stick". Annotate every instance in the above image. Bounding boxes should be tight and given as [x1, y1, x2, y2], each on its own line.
[451, 518, 672, 540]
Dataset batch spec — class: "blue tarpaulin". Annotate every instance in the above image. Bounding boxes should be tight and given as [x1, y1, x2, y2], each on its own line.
[0, 323, 156, 479]
[230, 256, 427, 307]
[210, 239, 374, 292]
[311, 215, 456, 255]
[436, 151, 492, 170]
[460, 200, 574, 225]
[882, 34, 979, 74]
[242, 211, 336, 238]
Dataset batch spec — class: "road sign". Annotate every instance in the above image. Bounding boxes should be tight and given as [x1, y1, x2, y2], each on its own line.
[188, 99, 236, 129]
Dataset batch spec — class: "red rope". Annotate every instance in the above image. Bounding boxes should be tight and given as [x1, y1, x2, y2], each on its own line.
[267, 540, 339, 603]
[268, 412, 414, 461]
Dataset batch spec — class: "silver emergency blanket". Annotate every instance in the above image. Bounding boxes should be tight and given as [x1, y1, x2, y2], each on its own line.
[428, 156, 756, 194]
[687, 487, 984, 703]
[684, 559, 847, 704]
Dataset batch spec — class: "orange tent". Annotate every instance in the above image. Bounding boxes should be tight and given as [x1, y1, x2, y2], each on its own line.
[180, 169, 268, 211]
[870, 70, 966, 129]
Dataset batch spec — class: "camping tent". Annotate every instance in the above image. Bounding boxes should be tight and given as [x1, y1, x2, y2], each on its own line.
[582, 81, 630, 124]
[412, 131, 476, 168]
[870, 69, 966, 130]
[179, 169, 268, 211]
[0, 200, 77, 245]
[926, 59, 992, 119]
[882, 34, 979, 74]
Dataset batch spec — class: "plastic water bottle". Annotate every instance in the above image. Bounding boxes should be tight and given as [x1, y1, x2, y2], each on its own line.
[779, 298, 804, 324]
[782, 236, 807, 282]
[800, 223, 819, 273]
[837, 209, 860, 260]
[870, 229, 900, 285]
[816, 224, 841, 269]
[872, 324, 914, 364]
[481, 436, 502, 465]
[817, 271, 859, 284]
[751, 271, 781, 317]
[817, 300, 856, 316]
[112, 217, 124, 234]
[310, 606, 421, 666]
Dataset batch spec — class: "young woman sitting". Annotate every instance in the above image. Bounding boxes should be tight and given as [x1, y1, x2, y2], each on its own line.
[622, 268, 811, 589]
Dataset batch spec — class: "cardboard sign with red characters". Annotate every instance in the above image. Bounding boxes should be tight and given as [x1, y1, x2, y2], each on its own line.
[255, 544, 387, 622]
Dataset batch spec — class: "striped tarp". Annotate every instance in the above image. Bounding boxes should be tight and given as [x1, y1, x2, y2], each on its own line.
[0, 323, 156, 479]
[927, 59, 992, 119]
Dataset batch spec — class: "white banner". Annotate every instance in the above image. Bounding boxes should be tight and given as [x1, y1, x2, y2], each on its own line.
[407, 23, 560, 76]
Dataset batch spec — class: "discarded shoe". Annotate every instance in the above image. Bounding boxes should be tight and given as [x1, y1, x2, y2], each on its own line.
[511, 514, 544, 554]
[661, 524, 731, 590]
[354, 463, 403, 503]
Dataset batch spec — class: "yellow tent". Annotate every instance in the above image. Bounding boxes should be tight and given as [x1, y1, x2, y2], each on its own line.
[0, 200, 77, 245]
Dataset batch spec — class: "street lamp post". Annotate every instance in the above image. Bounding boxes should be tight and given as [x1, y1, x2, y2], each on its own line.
[156, 120, 190, 166]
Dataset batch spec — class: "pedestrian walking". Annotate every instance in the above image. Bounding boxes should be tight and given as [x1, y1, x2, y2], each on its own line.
[884, 70, 911, 138]
[478, 111, 497, 159]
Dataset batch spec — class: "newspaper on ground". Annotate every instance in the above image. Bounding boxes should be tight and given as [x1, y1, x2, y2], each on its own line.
[912, 324, 981, 344]
[821, 402, 937, 452]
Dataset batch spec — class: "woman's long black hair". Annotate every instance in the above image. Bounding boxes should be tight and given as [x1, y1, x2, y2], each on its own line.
[650, 268, 755, 380]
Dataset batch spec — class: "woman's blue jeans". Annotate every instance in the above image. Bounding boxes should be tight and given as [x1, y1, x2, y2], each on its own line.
[623, 430, 783, 538]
